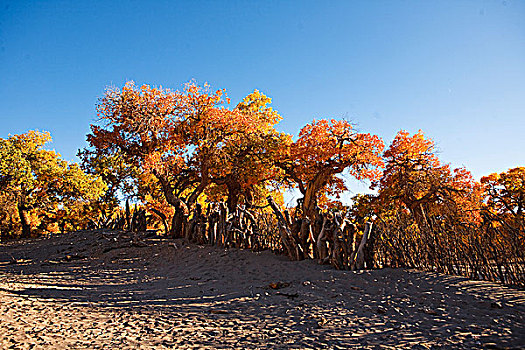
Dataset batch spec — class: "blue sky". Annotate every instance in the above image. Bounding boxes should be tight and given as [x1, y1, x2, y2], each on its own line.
[1, 0, 524, 197]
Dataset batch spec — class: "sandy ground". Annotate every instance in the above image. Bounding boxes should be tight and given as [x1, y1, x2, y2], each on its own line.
[0, 230, 524, 349]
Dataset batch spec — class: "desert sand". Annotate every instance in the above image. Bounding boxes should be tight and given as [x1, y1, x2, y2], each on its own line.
[0, 230, 524, 349]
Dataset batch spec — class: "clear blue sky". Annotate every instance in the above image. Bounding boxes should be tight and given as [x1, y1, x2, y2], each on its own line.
[1, 0, 524, 195]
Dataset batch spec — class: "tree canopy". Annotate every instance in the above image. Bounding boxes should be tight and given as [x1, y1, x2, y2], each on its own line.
[0, 131, 106, 238]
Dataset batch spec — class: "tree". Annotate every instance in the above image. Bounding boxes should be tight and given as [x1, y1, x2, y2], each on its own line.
[275, 119, 384, 259]
[282, 119, 384, 218]
[482, 167, 525, 220]
[77, 147, 138, 222]
[87, 81, 288, 236]
[377, 130, 481, 226]
[481, 167, 525, 233]
[373, 130, 484, 272]
[371, 131, 524, 284]
[0, 131, 106, 238]
[207, 89, 289, 211]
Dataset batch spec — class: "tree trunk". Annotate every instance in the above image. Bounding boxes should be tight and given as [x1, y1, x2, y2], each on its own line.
[150, 208, 169, 235]
[153, 170, 189, 237]
[125, 198, 131, 231]
[218, 203, 228, 246]
[171, 201, 188, 238]
[316, 216, 329, 263]
[18, 204, 31, 238]
[226, 182, 241, 213]
[351, 222, 373, 271]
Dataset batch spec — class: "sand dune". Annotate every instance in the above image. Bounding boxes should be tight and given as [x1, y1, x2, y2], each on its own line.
[1, 230, 524, 349]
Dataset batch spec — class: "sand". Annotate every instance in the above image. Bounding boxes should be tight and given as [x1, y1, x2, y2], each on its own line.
[0, 229, 524, 349]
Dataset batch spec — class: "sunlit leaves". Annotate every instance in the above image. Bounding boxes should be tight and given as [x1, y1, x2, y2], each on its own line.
[482, 167, 525, 220]
[377, 130, 482, 225]
[87, 81, 291, 224]
[278, 119, 384, 218]
[0, 131, 106, 238]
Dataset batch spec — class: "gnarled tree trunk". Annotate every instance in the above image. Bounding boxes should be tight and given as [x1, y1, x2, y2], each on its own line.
[18, 204, 31, 238]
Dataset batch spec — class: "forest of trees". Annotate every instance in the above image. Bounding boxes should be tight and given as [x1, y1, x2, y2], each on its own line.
[1, 81, 523, 287]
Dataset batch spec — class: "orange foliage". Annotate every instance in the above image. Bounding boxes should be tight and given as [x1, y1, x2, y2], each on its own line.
[87, 82, 290, 234]
[279, 119, 384, 218]
[482, 167, 525, 226]
[377, 130, 482, 225]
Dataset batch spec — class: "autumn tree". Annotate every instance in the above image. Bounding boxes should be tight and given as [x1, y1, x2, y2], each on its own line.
[87, 82, 208, 235]
[479, 167, 525, 284]
[282, 120, 383, 217]
[207, 89, 289, 211]
[372, 130, 487, 274]
[273, 119, 384, 259]
[377, 130, 482, 227]
[77, 147, 138, 222]
[481, 167, 525, 224]
[87, 81, 288, 236]
[0, 131, 106, 238]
